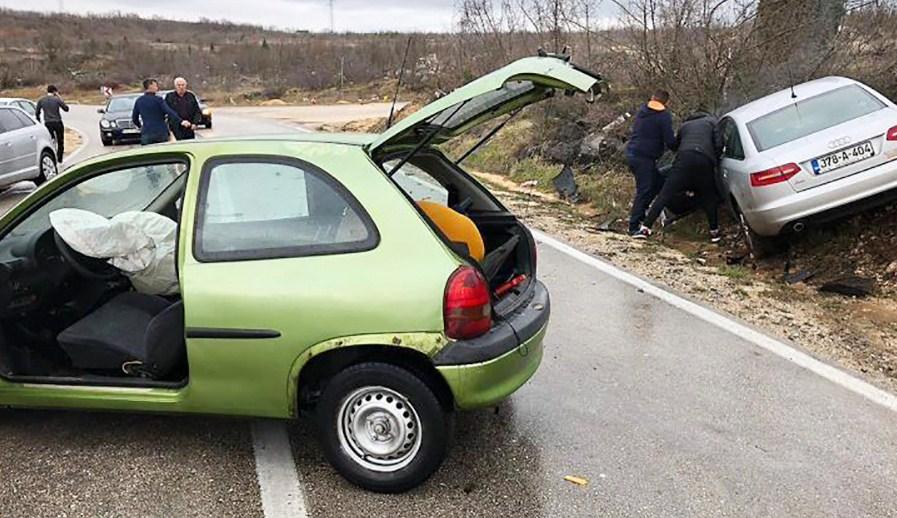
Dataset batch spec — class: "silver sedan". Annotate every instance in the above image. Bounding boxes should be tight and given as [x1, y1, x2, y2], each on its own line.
[719, 77, 897, 254]
[0, 106, 58, 188]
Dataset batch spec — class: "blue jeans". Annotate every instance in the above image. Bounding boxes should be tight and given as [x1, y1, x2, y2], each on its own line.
[140, 132, 169, 146]
[627, 155, 665, 233]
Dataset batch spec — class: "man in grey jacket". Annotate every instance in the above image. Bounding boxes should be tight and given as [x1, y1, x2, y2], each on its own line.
[35, 85, 70, 163]
[639, 110, 724, 242]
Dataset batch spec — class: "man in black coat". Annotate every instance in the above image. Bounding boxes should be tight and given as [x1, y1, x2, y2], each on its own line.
[164, 77, 202, 140]
[639, 110, 724, 242]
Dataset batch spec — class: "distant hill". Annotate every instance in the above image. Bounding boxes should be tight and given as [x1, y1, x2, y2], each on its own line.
[0, 8, 451, 96]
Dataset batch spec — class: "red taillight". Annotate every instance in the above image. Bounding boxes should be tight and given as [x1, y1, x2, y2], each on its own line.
[887, 125, 897, 141]
[750, 163, 801, 187]
[444, 266, 492, 340]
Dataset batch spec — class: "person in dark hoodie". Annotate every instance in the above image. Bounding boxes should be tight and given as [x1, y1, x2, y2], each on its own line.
[625, 90, 676, 237]
[639, 110, 724, 242]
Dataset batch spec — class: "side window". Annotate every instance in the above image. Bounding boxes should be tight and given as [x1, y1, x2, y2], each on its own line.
[195, 157, 378, 261]
[12, 109, 35, 127]
[722, 118, 745, 160]
[384, 159, 450, 206]
[16, 101, 34, 114]
[0, 110, 24, 133]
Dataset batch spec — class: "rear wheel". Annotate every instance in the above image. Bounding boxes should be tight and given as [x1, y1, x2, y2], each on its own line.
[101, 135, 112, 146]
[34, 150, 57, 187]
[733, 203, 779, 259]
[315, 362, 451, 493]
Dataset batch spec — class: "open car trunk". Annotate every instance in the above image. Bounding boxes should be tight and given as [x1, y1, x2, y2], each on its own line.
[371, 55, 602, 317]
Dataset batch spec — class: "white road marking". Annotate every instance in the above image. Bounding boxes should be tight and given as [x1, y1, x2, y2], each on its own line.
[251, 420, 309, 518]
[533, 230, 897, 414]
[63, 125, 89, 169]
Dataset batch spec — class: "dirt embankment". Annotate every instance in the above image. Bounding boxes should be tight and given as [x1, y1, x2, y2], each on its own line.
[475, 171, 897, 395]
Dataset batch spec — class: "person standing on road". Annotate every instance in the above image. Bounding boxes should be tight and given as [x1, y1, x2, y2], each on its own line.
[625, 90, 676, 238]
[164, 77, 202, 141]
[639, 110, 724, 243]
[132, 78, 190, 145]
[35, 85, 69, 164]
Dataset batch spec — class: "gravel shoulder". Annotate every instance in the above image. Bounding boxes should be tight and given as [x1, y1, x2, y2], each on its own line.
[475, 171, 897, 395]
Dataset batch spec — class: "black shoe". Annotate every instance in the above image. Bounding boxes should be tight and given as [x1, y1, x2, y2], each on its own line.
[631, 225, 652, 240]
[709, 229, 722, 243]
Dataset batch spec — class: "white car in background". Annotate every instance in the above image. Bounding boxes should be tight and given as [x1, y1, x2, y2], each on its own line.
[718, 77, 897, 254]
[0, 98, 38, 118]
[0, 106, 58, 188]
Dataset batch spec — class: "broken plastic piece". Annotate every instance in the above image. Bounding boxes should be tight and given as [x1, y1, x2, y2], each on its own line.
[564, 475, 588, 486]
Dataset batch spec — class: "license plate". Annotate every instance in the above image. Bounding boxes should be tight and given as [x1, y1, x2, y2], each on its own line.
[122, 128, 139, 134]
[811, 141, 874, 175]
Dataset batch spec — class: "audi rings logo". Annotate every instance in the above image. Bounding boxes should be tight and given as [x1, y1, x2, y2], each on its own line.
[828, 136, 852, 149]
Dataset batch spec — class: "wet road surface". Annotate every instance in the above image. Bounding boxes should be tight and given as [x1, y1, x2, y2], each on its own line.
[289, 243, 897, 518]
[2, 105, 896, 517]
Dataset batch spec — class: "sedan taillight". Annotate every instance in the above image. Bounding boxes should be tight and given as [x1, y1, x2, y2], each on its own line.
[444, 266, 492, 340]
[887, 125, 897, 141]
[750, 163, 801, 187]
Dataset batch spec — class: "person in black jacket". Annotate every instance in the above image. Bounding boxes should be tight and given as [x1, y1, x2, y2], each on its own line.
[639, 110, 724, 242]
[625, 90, 676, 237]
[35, 85, 69, 162]
[164, 77, 202, 140]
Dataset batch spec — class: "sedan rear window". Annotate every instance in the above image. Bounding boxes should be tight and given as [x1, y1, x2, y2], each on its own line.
[747, 85, 886, 152]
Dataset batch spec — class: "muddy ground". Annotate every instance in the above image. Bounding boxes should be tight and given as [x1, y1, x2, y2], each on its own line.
[475, 172, 897, 395]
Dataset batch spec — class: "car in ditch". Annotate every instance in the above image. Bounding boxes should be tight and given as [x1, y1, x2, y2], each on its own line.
[718, 77, 897, 255]
[0, 56, 602, 492]
[97, 93, 142, 146]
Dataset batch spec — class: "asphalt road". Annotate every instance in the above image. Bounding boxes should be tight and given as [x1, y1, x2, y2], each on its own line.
[1, 105, 896, 518]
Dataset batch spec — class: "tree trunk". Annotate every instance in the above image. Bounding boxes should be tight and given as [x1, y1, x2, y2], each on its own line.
[755, 0, 846, 81]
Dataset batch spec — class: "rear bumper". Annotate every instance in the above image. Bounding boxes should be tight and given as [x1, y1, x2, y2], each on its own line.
[743, 157, 897, 235]
[435, 281, 549, 409]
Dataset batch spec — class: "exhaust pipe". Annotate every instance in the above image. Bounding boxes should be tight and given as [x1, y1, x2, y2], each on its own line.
[792, 221, 806, 233]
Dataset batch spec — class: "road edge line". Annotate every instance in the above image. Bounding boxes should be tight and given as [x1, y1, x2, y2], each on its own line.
[251, 420, 309, 518]
[63, 125, 89, 169]
[533, 229, 897, 414]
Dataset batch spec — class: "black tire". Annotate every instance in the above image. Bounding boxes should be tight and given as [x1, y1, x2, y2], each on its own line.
[733, 203, 780, 259]
[34, 150, 57, 187]
[101, 136, 112, 146]
[205, 120, 212, 129]
[315, 362, 451, 493]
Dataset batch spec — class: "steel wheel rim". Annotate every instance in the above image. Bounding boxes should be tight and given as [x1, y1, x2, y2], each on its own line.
[337, 385, 423, 473]
[41, 155, 57, 180]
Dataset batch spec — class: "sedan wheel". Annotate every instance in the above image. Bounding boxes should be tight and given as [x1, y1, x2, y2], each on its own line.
[316, 362, 451, 493]
[35, 151, 57, 186]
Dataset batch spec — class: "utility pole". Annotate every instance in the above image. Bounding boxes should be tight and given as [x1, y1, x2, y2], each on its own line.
[329, 0, 335, 33]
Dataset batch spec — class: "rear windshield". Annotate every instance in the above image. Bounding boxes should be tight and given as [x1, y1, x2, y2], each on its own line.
[747, 85, 886, 152]
[429, 80, 538, 130]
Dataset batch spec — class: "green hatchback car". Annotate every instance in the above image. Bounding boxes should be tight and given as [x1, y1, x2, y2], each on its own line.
[0, 56, 601, 492]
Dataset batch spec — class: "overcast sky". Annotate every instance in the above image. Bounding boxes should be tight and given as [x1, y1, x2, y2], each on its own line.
[0, 0, 463, 32]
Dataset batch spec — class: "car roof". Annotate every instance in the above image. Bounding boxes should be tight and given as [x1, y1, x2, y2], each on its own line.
[0, 98, 31, 103]
[726, 76, 860, 123]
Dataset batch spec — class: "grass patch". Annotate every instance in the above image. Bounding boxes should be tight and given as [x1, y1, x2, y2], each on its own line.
[718, 265, 751, 281]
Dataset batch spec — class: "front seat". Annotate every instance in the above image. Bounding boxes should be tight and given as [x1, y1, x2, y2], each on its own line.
[57, 292, 185, 379]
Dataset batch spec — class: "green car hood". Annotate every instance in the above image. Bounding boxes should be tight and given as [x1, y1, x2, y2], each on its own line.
[367, 56, 603, 155]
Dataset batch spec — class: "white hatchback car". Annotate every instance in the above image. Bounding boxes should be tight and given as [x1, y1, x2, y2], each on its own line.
[0, 106, 58, 188]
[719, 77, 897, 253]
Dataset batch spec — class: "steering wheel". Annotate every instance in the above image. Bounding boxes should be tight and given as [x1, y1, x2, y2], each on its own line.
[53, 230, 120, 280]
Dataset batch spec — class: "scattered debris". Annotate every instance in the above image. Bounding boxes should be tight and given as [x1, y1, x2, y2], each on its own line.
[819, 276, 876, 297]
[552, 165, 580, 202]
[785, 269, 816, 285]
[726, 253, 748, 266]
[520, 180, 539, 189]
[563, 475, 588, 486]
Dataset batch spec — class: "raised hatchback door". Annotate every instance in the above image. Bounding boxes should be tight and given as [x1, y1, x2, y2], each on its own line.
[367, 56, 602, 155]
